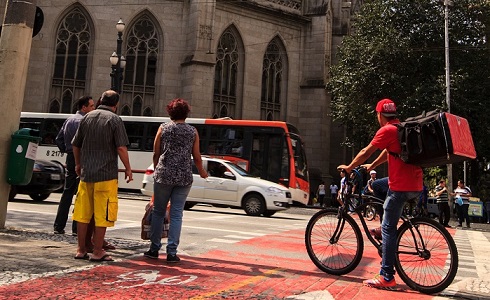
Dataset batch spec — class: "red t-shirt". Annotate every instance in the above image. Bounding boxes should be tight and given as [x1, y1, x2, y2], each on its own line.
[370, 120, 423, 192]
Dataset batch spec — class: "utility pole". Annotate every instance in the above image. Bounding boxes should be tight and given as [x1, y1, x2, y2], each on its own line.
[0, 0, 37, 228]
[444, 0, 454, 210]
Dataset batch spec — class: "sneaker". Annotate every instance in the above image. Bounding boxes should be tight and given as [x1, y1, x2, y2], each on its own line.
[54, 229, 65, 234]
[369, 227, 382, 240]
[144, 250, 159, 259]
[167, 254, 181, 263]
[363, 274, 396, 290]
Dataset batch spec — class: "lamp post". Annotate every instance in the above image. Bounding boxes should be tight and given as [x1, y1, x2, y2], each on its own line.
[110, 18, 126, 94]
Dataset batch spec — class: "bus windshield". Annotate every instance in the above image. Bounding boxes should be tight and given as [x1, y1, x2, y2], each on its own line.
[290, 132, 308, 182]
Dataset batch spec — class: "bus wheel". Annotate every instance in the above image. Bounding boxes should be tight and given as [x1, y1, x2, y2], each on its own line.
[243, 194, 265, 216]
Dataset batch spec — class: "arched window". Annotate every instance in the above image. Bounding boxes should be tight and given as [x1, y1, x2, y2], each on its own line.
[50, 7, 92, 113]
[49, 100, 61, 113]
[143, 107, 152, 116]
[132, 97, 142, 116]
[213, 27, 243, 119]
[121, 105, 131, 116]
[123, 14, 159, 116]
[261, 38, 287, 121]
[61, 90, 73, 113]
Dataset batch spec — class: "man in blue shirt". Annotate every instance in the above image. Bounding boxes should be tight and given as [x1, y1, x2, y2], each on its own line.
[53, 96, 94, 235]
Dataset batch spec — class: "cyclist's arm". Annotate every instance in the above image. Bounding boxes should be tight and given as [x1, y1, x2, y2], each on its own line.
[361, 149, 388, 172]
[338, 143, 378, 173]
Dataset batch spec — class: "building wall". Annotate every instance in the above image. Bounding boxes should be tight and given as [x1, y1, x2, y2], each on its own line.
[0, 0, 362, 184]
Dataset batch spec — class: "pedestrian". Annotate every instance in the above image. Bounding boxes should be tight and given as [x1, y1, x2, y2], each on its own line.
[485, 201, 490, 224]
[364, 170, 377, 195]
[435, 179, 450, 228]
[71, 90, 133, 261]
[53, 95, 95, 235]
[338, 98, 423, 289]
[144, 98, 208, 263]
[451, 180, 472, 228]
[316, 181, 326, 207]
[337, 170, 347, 207]
[329, 181, 338, 207]
[417, 184, 428, 216]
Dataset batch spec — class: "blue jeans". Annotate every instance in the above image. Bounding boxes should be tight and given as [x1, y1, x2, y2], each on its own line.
[149, 182, 191, 255]
[380, 189, 421, 280]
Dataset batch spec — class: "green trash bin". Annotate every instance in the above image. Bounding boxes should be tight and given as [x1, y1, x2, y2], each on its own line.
[7, 128, 41, 185]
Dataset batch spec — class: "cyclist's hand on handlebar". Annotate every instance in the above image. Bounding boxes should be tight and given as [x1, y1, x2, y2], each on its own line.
[337, 164, 352, 173]
[361, 163, 373, 172]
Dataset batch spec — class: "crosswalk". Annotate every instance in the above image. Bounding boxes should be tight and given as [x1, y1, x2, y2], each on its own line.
[203, 223, 304, 244]
[444, 229, 490, 297]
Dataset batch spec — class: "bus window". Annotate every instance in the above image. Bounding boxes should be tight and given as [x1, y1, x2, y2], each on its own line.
[207, 126, 244, 156]
[125, 122, 145, 150]
[41, 119, 64, 145]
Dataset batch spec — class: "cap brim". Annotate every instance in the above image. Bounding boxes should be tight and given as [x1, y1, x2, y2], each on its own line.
[381, 112, 397, 117]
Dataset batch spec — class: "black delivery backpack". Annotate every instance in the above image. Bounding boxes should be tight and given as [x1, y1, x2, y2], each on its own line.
[395, 110, 476, 167]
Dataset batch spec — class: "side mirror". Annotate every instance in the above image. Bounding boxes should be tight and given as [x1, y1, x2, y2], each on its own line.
[223, 171, 235, 180]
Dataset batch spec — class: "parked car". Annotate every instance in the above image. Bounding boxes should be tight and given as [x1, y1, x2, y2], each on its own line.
[9, 159, 65, 201]
[141, 157, 292, 217]
[427, 197, 440, 218]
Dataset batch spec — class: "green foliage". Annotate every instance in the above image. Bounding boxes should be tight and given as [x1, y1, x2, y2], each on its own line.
[328, 0, 490, 180]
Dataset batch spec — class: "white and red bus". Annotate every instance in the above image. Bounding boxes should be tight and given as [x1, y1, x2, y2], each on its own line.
[19, 112, 310, 205]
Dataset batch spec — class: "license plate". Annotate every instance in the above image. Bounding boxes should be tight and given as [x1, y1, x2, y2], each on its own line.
[51, 174, 61, 180]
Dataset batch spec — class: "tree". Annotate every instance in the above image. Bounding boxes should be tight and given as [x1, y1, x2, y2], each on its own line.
[328, 0, 490, 189]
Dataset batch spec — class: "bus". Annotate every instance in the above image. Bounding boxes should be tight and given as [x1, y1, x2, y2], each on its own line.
[19, 112, 310, 205]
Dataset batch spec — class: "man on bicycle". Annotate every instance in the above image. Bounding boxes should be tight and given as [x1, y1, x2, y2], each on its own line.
[337, 98, 422, 289]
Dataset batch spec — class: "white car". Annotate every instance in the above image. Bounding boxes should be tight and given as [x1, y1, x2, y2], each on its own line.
[141, 157, 292, 217]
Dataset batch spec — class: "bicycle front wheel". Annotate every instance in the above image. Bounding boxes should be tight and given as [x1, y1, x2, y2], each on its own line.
[395, 217, 458, 294]
[305, 208, 363, 275]
[364, 204, 376, 221]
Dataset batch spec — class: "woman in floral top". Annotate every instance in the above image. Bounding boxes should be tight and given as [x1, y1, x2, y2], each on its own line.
[144, 98, 208, 263]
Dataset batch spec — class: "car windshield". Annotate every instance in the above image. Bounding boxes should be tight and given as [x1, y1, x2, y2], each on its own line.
[225, 161, 252, 177]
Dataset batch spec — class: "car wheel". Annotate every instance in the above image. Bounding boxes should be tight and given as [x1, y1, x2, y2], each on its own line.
[184, 202, 195, 210]
[8, 186, 17, 201]
[29, 193, 50, 201]
[263, 210, 276, 217]
[243, 193, 265, 216]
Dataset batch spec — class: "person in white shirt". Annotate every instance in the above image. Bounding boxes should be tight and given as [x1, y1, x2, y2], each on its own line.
[451, 180, 472, 228]
[316, 181, 326, 207]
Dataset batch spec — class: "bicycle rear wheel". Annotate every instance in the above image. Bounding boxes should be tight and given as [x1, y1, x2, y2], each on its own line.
[395, 217, 458, 294]
[305, 208, 363, 275]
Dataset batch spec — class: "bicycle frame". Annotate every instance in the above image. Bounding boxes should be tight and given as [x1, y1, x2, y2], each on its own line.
[338, 186, 431, 259]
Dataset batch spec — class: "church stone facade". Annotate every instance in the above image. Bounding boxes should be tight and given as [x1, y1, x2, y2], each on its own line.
[0, 0, 362, 188]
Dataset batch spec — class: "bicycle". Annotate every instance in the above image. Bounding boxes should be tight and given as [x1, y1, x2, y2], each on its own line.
[305, 167, 458, 294]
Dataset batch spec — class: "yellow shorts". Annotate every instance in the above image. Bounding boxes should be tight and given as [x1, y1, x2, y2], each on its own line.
[73, 179, 118, 227]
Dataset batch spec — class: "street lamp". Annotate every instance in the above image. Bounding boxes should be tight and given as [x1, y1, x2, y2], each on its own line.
[110, 18, 125, 94]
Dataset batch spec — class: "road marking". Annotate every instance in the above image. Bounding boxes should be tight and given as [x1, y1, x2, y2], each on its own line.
[207, 238, 237, 244]
[189, 267, 284, 300]
[183, 225, 268, 236]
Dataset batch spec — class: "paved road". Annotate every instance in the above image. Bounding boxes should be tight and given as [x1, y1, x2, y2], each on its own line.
[1, 193, 490, 299]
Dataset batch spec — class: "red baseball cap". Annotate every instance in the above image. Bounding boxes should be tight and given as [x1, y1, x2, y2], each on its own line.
[376, 98, 397, 117]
